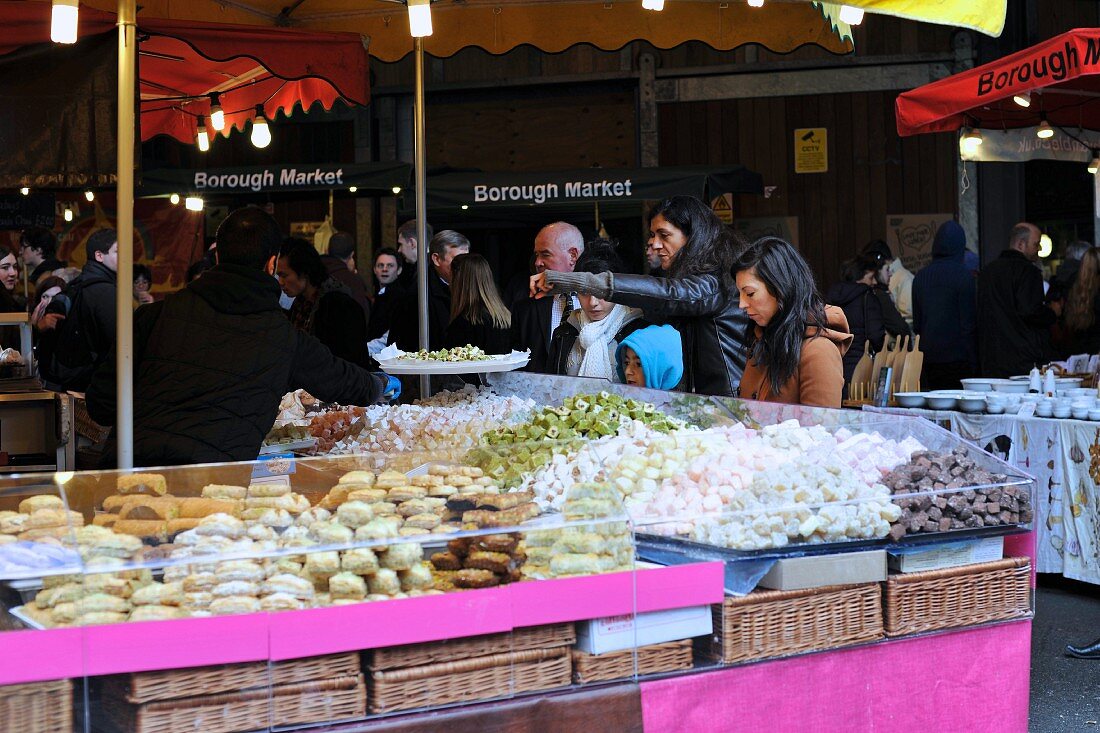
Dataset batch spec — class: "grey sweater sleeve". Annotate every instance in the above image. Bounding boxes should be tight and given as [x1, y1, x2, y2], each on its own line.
[544, 270, 613, 299]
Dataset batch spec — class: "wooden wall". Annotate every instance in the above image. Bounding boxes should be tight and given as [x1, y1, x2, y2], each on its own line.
[658, 91, 958, 285]
[425, 87, 636, 171]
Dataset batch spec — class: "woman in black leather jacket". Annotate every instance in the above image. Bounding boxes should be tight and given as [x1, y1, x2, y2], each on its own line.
[530, 196, 752, 395]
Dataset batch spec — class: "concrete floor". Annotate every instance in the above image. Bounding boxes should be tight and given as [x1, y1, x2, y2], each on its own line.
[1031, 575, 1100, 731]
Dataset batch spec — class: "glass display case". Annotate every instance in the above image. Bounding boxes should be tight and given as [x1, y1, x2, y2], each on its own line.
[0, 372, 1037, 732]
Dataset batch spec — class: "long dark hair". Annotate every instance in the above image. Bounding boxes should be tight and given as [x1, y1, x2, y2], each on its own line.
[840, 252, 880, 283]
[648, 196, 744, 288]
[734, 237, 829, 396]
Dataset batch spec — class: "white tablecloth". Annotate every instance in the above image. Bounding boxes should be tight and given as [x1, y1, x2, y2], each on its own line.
[865, 406, 1100, 585]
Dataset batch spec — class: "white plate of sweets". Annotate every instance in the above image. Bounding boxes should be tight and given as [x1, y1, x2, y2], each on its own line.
[376, 345, 530, 375]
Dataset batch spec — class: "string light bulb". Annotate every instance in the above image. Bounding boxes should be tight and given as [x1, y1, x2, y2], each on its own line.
[392, 186, 402, 195]
[1013, 91, 1031, 108]
[960, 127, 983, 155]
[642, 0, 665, 10]
[839, 5, 864, 24]
[19, 187, 29, 196]
[461, 204, 469, 210]
[250, 105, 271, 148]
[1038, 234, 1053, 259]
[209, 92, 225, 132]
[84, 190, 94, 202]
[348, 186, 358, 193]
[1089, 150, 1100, 175]
[169, 193, 180, 205]
[196, 116, 210, 153]
[63, 207, 73, 222]
[1036, 117, 1054, 139]
[184, 196, 204, 212]
[747, 0, 764, 6]
[407, 0, 433, 37]
[50, 0, 79, 44]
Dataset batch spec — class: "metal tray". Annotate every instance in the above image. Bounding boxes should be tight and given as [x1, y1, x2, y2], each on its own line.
[9, 605, 46, 630]
[636, 523, 1029, 565]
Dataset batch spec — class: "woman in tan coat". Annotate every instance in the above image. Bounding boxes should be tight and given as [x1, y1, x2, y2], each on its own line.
[733, 237, 852, 408]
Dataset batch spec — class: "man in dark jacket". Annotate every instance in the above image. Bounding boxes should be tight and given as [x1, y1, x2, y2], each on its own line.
[511, 222, 584, 373]
[86, 207, 394, 468]
[367, 247, 405, 342]
[390, 230, 469, 352]
[912, 221, 978, 390]
[38, 229, 118, 392]
[976, 222, 1060, 378]
[322, 231, 372, 322]
[395, 219, 433, 292]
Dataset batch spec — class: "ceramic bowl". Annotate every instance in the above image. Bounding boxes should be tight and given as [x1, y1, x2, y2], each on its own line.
[1053, 406, 1072, 419]
[990, 380, 1029, 394]
[924, 394, 958, 410]
[894, 392, 926, 409]
[957, 393, 987, 413]
[960, 378, 995, 392]
[1089, 409, 1100, 421]
[1072, 407, 1091, 420]
[1035, 403, 1054, 418]
[985, 400, 1005, 414]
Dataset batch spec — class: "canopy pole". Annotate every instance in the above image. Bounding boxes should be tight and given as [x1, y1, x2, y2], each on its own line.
[116, 0, 136, 469]
[1095, 169, 1100, 247]
[414, 37, 429, 398]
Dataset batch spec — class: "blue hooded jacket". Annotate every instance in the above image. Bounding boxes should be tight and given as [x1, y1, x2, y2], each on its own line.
[616, 324, 684, 390]
[911, 221, 977, 366]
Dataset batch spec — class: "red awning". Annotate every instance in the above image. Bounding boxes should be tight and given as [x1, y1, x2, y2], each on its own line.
[0, 1, 369, 144]
[896, 28, 1100, 137]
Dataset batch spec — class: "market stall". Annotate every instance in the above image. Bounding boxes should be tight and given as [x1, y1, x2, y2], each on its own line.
[0, 374, 1035, 732]
[866, 402, 1099, 586]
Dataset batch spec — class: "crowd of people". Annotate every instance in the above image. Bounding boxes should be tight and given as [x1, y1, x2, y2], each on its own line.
[0, 196, 1092, 443]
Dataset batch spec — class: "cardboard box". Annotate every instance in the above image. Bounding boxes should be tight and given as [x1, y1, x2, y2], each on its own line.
[888, 536, 1004, 574]
[574, 605, 712, 655]
[757, 550, 887, 591]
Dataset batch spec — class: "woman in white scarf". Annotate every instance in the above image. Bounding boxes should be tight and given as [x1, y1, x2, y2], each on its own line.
[547, 240, 645, 381]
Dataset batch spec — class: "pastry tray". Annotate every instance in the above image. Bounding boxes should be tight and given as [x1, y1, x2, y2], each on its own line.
[636, 523, 1029, 564]
[258, 438, 317, 456]
[377, 356, 529, 375]
[9, 605, 46, 630]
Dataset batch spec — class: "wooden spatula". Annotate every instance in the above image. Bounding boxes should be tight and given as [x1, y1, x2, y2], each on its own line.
[903, 334, 924, 392]
[890, 335, 909, 397]
[850, 341, 873, 400]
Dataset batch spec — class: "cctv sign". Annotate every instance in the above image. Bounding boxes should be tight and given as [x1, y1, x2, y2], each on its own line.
[794, 128, 828, 174]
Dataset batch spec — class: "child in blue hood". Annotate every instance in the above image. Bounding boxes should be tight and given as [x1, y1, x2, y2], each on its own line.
[616, 324, 684, 390]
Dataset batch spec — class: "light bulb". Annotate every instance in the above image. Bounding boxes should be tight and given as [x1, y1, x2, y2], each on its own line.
[196, 116, 210, 152]
[1036, 118, 1054, 139]
[1038, 234, 1053, 259]
[19, 187, 29, 196]
[185, 196, 204, 212]
[747, 0, 764, 6]
[63, 208, 73, 222]
[392, 186, 402, 195]
[51, 0, 79, 44]
[84, 190, 94, 202]
[642, 0, 665, 10]
[209, 92, 225, 132]
[461, 204, 469, 210]
[169, 193, 180, 205]
[408, 0, 433, 38]
[839, 5, 864, 24]
[960, 127, 983, 156]
[1089, 152, 1099, 175]
[250, 105, 271, 148]
[1013, 91, 1031, 108]
[349, 186, 358, 193]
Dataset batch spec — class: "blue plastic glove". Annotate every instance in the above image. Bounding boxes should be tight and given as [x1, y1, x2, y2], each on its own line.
[380, 374, 402, 402]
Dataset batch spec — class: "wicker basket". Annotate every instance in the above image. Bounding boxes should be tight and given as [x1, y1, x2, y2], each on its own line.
[114, 653, 361, 704]
[74, 398, 110, 444]
[369, 647, 571, 714]
[572, 639, 694, 684]
[369, 623, 575, 671]
[705, 583, 884, 665]
[0, 679, 72, 733]
[884, 557, 1032, 637]
[100, 675, 365, 733]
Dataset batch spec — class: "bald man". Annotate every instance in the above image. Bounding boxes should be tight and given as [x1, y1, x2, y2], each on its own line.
[511, 222, 585, 373]
[977, 222, 1060, 377]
